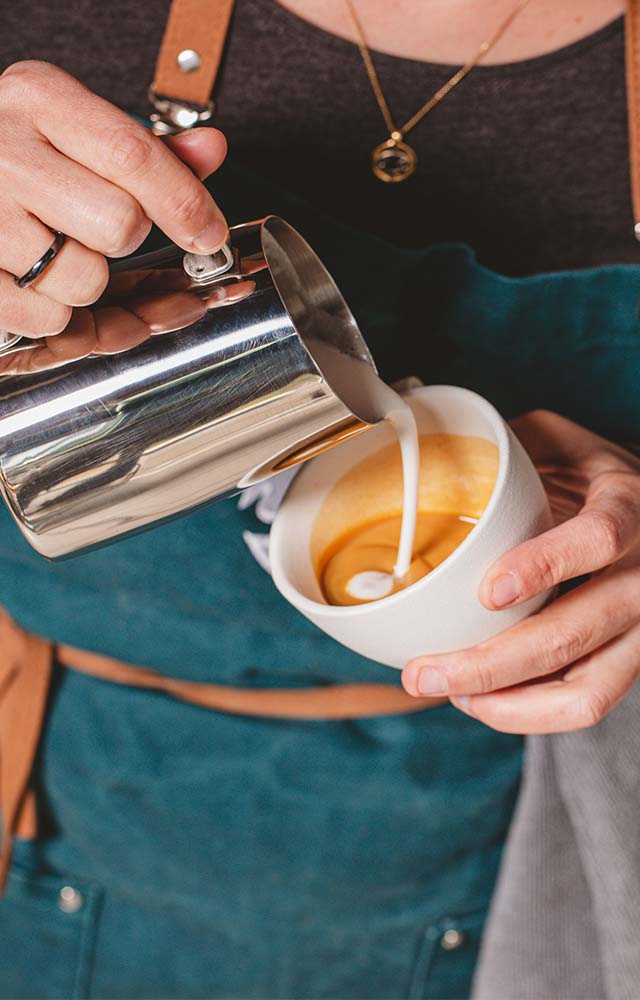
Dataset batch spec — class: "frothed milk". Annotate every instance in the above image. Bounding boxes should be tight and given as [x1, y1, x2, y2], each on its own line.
[303, 341, 501, 607]
[305, 340, 420, 600]
[313, 431, 500, 607]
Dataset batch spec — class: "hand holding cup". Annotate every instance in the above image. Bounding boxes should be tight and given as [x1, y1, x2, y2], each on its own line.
[402, 410, 640, 734]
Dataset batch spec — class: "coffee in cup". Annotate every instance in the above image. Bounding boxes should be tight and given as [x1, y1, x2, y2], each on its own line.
[270, 385, 554, 668]
[312, 432, 499, 606]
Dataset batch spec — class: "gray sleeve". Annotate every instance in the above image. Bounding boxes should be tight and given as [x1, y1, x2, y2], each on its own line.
[473, 683, 640, 1000]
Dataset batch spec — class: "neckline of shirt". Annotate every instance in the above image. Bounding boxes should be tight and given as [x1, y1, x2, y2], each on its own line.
[263, 2, 624, 77]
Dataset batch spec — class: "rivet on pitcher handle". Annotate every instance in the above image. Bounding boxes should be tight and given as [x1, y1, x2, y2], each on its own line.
[183, 243, 236, 282]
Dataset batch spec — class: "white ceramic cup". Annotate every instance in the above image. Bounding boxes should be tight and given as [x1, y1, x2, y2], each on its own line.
[270, 385, 554, 669]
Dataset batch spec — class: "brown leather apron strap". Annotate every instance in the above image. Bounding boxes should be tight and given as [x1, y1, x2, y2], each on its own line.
[150, 0, 640, 231]
[0, 609, 53, 892]
[626, 0, 640, 237]
[0, 609, 436, 892]
[152, 0, 235, 108]
[56, 643, 432, 721]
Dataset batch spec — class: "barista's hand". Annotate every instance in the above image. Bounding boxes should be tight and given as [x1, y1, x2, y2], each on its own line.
[402, 411, 640, 734]
[0, 60, 228, 341]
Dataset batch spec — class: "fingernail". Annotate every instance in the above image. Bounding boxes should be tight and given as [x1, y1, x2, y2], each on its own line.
[451, 696, 473, 714]
[491, 572, 521, 608]
[417, 667, 448, 695]
[193, 218, 228, 253]
[172, 128, 203, 145]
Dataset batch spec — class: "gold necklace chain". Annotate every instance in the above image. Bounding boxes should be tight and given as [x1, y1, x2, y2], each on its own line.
[344, 0, 533, 182]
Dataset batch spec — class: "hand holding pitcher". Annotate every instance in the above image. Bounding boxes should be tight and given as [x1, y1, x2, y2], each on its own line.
[0, 60, 228, 362]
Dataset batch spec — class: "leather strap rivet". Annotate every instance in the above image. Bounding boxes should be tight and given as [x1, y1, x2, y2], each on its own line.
[634, 222, 640, 242]
[152, 0, 235, 110]
[177, 49, 202, 73]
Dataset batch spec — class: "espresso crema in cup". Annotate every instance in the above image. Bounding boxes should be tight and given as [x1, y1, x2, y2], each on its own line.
[312, 433, 499, 606]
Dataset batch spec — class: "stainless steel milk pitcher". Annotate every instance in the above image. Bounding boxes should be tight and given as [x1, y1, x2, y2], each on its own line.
[0, 217, 380, 559]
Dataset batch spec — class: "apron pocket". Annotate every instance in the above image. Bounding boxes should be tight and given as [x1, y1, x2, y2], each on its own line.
[408, 907, 487, 1000]
[0, 860, 102, 999]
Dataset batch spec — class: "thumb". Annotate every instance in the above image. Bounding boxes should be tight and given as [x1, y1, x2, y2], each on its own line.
[162, 127, 228, 180]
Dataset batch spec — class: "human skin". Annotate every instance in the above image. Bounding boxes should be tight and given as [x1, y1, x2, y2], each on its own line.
[275, 0, 625, 65]
[402, 412, 640, 735]
[0, 60, 229, 359]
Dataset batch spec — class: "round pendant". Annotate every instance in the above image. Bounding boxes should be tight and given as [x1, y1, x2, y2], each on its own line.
[371, 136, 417, 183]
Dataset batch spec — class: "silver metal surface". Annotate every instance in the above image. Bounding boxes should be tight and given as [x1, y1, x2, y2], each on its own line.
[0, 217, 378, 559]
[148, 87, 214, 134]
[183, 243, 235, 281]
[15, 230, 67, 289]
[177, 48, 202, 73]
[0, 331, 21, 352]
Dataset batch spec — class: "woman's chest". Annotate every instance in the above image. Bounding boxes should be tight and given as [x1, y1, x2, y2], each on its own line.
[0, 0, 634, 274]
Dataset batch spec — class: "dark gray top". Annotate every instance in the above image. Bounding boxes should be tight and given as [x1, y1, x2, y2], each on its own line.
[0, 0, 634, 274]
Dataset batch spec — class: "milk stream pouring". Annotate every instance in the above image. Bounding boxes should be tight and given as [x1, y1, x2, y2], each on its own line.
[305, 340, 420, 599]
[0, 217, 421, 562]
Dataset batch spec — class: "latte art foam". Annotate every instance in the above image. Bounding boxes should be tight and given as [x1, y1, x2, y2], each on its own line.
[304, 341, 498, 607]
[346, 571, 395, 601]
[311, 432, 499, 608]
[320, 511, 477, 606]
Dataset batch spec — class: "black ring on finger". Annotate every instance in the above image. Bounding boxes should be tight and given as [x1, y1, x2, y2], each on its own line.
[15, 230, 67, 289]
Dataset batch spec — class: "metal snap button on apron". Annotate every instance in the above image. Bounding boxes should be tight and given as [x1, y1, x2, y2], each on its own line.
[57, 885, 84, 913]
[440, 928, 466, 951]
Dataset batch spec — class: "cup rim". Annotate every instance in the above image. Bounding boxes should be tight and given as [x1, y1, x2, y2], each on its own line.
[270, 385, 511, 619]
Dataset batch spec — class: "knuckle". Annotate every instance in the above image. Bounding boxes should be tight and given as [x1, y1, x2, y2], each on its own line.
[165, 181, 210, 233]
[67, 253, 109, 306]
[105, 125, 154, 176]
[101, 196, 146, 255]
[473, 660, 496, 694]
[0, 60, 56, 101]
[542, 625, 587, 670]
[1, 59, 54, 83]
[522, 408, 554, 424]
[590, 507, 624, 563]
[475, 663, 498, 694]
[575, 688, 613, 729]
[452, 651, 496, 694]
[39, 303, 73, 336]
[3, 297, 73, 337]
[530, 543, 564, 589]
[0, 67, 32, 107]
[0, 282, 31, 335]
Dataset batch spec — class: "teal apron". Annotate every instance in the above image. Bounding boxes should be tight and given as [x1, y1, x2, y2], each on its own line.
[1, 162, 639, 999]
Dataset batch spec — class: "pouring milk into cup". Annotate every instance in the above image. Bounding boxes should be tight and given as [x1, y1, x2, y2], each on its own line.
[0, 214, 553, 664]
[270, 383, 554, 668]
